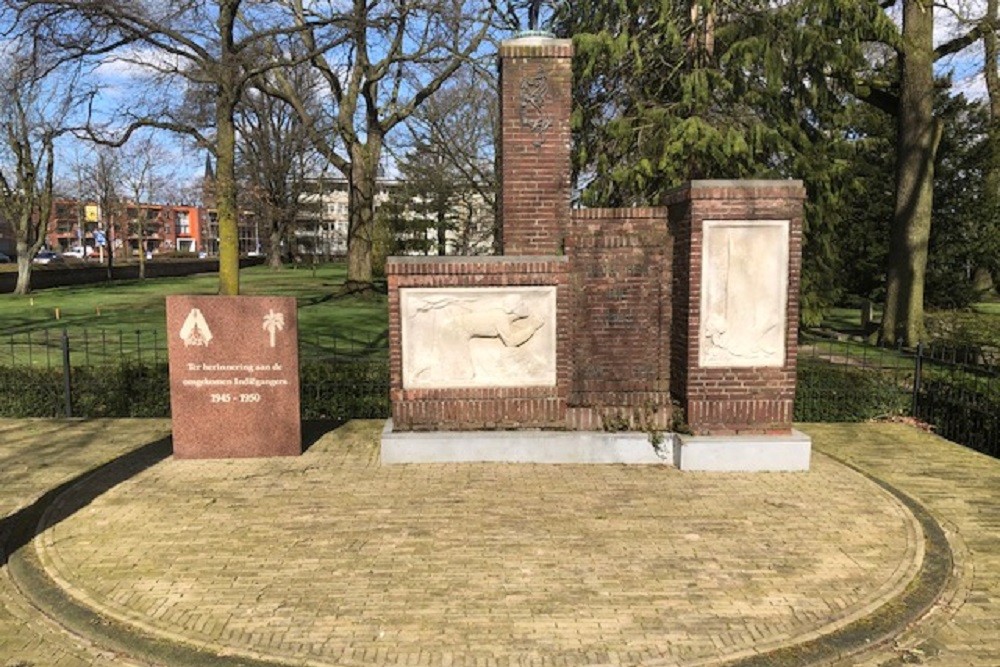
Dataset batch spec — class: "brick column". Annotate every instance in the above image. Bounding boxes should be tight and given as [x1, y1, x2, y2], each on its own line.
[668, 180, 807, 435]
[499, 36, 573, 255]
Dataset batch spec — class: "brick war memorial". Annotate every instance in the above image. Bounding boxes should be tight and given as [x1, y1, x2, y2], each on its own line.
[164, 35, 810, 470]
[382, 36, 811, 471]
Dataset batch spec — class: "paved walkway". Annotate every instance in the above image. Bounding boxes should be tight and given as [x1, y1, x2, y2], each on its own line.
[0, 419, 171, 666]
[0, 419, 996, 666]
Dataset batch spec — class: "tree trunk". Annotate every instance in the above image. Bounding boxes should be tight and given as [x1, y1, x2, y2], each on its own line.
[437, 203, 447, 256]
[982, 0, 1000, 295]
[345, 137, 382, 291]
[216, 102, 241, 295]
[881, 0, 939, 347]
[14, 240, 32, 296]
[138, 223, 146, 279]
[268, 219, 284, 269]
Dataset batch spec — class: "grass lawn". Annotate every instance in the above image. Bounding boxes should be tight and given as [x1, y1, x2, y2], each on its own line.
[973, 302, 1000, 316]
[0, 263, 388, 364]
[818, 303, 1000, 348]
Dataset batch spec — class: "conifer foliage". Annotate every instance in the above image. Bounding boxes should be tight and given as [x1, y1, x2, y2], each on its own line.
[554, 0, 996, 340]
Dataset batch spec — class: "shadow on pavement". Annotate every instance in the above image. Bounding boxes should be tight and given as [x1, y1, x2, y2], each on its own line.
[0, 436, 172, 566]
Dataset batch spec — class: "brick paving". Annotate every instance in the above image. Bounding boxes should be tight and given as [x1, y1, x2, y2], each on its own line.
[0, 419, 996, 666]
[0, 419, 171, 667]
[809, 423, 1000, 667]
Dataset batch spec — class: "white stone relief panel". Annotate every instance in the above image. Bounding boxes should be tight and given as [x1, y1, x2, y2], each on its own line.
[699, 220, 790, 368]
[401, 287, 557, 389]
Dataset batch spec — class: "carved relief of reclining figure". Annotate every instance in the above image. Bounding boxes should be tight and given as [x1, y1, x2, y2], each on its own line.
[404, 290, 554, 388]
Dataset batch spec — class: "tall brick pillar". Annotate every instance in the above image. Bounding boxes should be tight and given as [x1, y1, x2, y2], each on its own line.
[499, 36, 573, 255]
[668, 180, 807, 436]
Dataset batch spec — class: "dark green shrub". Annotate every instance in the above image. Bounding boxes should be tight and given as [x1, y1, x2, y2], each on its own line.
[0, 366, 65, 417]
[300, 359, 389, 420]
[71, 363, 171, 417]
[917, 378, 1000, 458]
[0, 358, 390, 420]
[795, 358, 909, 422]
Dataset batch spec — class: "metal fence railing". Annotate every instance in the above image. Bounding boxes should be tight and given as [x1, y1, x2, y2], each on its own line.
[798, 335, 999, 459]
[2, 326, 997, 459]
[1, 327, 390, 367]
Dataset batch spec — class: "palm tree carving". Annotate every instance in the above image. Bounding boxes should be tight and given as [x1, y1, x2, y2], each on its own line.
[262, 309, 285, 348]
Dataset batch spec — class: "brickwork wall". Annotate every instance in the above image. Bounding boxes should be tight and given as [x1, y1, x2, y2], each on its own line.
[386, 257, 571, 431]
[565, 208, 674, 430]
[498, 38, 573, 256]
[667, 181, 806, 435]
[386, 34, 808, 439]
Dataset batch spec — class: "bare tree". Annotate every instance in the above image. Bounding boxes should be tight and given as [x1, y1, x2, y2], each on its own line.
[400, 66, 499, 248]
[119, 136, 172, 279]
[236, 81, 317, 269]
[981, 0, 1000, 294]
[268, 0, 496, 291]
[78, 145, 125, 278]
[881, 0, 996, 345]
[0, 51, 79, 295]
[9, 0, 318, 295]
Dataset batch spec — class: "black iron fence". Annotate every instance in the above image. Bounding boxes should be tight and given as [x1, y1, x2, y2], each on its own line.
[0, 327, 391, 421]
[0, 327, 388, 367]
[2, 326, 997, 460]
[798, 335, 999, 459]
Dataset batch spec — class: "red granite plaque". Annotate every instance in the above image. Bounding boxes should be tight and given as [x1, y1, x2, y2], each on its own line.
[166, 295, 301, 458]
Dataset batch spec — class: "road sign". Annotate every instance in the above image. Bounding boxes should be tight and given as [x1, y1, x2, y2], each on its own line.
[94, 230, 107, 247]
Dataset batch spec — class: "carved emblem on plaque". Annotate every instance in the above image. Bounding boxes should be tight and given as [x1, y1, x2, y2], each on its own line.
[519, 65, 552, 148]
[262, 309, 286, 348]
[179, 308, 213, 347]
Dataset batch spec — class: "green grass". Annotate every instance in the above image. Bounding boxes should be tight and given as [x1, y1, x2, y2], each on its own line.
[973, 302, 1000, 316]
[818, 306, 873, 333]
[799, 333, 916, 370]
[0, 263, 388, 365]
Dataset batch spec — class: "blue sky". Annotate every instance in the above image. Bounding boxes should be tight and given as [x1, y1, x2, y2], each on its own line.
[47, 1, 999, 204]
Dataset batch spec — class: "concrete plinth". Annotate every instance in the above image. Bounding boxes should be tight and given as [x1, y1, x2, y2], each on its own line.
[674, 431, 812, 472]
[380, 421, 672, 465]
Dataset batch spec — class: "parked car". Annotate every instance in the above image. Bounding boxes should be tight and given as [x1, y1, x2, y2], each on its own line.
[0, 252, 11, 263]
[62, 246, 94, 259]
[32, 250, 61, 264]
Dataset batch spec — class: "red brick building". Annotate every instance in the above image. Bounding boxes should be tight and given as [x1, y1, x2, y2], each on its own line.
[45, 199, 207, 257]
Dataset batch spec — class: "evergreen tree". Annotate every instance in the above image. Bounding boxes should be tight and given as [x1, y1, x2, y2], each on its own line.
[382, 143, 461, 259]
[552, 0, 879, 322]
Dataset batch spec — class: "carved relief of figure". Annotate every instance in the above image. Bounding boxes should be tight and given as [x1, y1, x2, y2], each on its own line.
[519, 66, 552, 147]
[701, 224, 788, 367]
[409, 293, 548, 386]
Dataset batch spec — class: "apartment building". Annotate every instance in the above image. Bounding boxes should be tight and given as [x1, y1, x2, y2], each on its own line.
[293, 176, 495, 258]
[45, 200, 208, 257]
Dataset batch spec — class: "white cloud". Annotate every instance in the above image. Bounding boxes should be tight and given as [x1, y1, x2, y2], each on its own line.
[94, 46, 185, 81]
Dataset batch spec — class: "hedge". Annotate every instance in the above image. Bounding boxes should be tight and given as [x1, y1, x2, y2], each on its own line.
[0, 360, 390, 420]
[794, 357, 910, 422]
[2, 358, 988, 444]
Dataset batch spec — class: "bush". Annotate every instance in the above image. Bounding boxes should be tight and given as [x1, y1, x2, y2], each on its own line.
[0, 358, 390, 420]
[917, 378, 1000, 458]
[0, 363, 170, 418]
[300, 359, 389, 420]
[72, 363, 172, 417]
[0, 366, 65, 417]
[795, 358, 909, 422]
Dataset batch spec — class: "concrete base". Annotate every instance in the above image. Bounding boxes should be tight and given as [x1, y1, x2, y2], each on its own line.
[380, 421, 672, 465]
[674, 430, 812, 472]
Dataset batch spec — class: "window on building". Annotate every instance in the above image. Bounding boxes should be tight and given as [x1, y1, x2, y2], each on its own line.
[175, 211, 190, 235]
